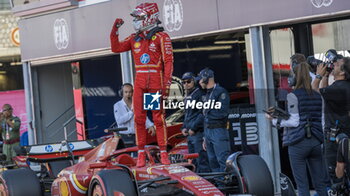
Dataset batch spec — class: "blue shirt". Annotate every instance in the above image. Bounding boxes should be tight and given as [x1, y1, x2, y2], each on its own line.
[203, 84, 230, 125]
[182, 87, 205, 132]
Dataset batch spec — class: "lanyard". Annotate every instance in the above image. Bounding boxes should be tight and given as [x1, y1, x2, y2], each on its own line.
[208, 84, 217, 101]
[4, 120, 10, 140]
[203, 84, 217, 115]
[5, 121, 8, 132]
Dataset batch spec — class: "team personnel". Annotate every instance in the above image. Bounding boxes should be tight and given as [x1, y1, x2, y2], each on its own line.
[197, 68, 231, 172]
[312, 57, 350, 185]
[289, 53, 331, 191]
[267, 62, 327, 196]
[110, 2, 174, 167]
[0, 104, 21, 163]
[181, 72, 211, 173]
[114, 83, 155, 147]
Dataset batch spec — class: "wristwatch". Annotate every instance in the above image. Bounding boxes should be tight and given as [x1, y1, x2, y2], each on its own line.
[316, 74, 323, 80]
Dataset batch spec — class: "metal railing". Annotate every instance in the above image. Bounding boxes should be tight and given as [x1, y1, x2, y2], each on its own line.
[63, 115, 75, 140]
[45, 105, 74, 129]
[45, 105, 77, 142]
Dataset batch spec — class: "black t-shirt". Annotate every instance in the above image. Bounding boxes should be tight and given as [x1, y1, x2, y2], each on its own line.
[338, 138, 350, 181]
[337, 138, 348, 163]
[320, 80, 350, 132]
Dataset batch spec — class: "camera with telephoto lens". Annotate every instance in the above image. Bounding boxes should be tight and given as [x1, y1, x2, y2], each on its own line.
[307, 56, 323, 71]
[307, 49, 341, 72]
[264, 106, 290, 120]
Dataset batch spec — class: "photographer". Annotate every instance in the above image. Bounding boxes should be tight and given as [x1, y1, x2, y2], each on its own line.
[267, 62, 327, 196]
[312, 56, 350, 185]
[0, 104, 21, 163]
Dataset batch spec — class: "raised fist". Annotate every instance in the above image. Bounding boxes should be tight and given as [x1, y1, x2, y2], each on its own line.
[114, 18, 124, 29]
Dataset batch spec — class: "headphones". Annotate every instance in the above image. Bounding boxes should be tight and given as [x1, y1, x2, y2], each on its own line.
[118, 83, 133, 97]
[291, 60, 299, 71]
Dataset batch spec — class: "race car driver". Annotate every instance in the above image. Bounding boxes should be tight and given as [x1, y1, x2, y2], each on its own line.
[110, 2, 173, 167]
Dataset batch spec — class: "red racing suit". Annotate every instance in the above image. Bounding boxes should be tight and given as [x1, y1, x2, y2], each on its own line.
[110, 26, 173, 151]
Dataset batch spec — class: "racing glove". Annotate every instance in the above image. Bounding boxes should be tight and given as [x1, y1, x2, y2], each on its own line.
[111, 18, 124, 36]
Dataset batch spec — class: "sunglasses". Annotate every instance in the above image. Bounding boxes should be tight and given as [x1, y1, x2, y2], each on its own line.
[182, 80, 193, 84]
[2, 108, 12, 112]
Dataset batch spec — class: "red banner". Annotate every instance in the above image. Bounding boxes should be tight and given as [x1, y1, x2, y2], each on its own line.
[0, 90, 27, 135]
[73, 89, 86, 140]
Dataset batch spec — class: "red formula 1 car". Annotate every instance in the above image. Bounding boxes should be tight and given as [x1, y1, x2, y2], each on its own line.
[0, 128, 273, 196]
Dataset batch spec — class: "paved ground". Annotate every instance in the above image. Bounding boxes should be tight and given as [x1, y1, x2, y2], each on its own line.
[274, 190, 317, 195]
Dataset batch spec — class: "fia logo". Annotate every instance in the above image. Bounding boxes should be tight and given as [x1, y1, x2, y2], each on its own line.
[53, 18, 69, 50]
[143, 92, 162, 110]
[311, 0, 333, 8]
[163, 0, 183, 32]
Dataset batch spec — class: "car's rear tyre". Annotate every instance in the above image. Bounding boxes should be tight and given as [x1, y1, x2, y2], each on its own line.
[0, 168, 42, 196]
[88, 169, 138, 196]
[237, 154, 274, 196]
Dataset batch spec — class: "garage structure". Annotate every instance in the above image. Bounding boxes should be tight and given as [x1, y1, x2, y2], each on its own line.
[10, 0, 350, 192]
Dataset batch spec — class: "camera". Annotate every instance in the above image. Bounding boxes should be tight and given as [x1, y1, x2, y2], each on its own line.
[264, 106, 290, 120]
[306, 56, 323, 71]
[307, 49, 341, 72]
[325, 49, 339, 72]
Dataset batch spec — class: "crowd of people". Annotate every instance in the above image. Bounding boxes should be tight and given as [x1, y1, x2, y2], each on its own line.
[266, 53, 350, 196]
[109, 2, 350, 193]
